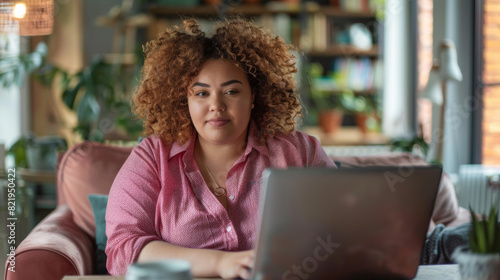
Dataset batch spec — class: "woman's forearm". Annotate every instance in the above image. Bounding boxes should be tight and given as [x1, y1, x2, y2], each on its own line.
[138, 240, 224, 277]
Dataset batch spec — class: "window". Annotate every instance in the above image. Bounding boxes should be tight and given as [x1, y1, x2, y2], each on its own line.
[479, 0, 500, 165]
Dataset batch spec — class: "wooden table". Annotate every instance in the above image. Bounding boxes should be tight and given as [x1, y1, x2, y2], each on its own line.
[62, 264, 461, 280]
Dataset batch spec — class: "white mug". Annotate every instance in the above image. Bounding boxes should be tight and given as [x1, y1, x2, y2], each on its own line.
[126, 259, 192, 280]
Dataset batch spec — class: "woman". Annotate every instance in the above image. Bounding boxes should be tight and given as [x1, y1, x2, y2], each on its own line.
[105, 18, 335, 279]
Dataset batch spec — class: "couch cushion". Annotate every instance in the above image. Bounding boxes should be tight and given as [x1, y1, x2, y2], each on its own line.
[431, 173, 460, 225]
[57, 142, 133, 237]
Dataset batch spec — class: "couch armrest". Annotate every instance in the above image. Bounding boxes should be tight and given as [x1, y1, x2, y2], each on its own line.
[4, 205, 94, 280]
[443, 207, 471, 228]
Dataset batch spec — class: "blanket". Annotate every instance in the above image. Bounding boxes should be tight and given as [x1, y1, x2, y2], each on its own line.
[420, 223, 471, 264]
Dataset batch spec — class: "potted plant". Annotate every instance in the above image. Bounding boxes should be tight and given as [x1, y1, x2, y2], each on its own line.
[312, 92, 346, 134]
[307, 63, 347, 134]
[1, 38, 143, 142]
[452, 174, 500, 279]
[37, 55, 143, 142]
[0, 41, 47, 88]
[339, 91, 381, 134]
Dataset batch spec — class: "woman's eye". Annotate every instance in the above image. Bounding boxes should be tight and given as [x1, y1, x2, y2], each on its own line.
[195, 91, 208, 97]
[225, 89, 239, 95]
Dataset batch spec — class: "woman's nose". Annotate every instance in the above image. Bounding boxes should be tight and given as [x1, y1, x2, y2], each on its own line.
[209, 94, 226, 112]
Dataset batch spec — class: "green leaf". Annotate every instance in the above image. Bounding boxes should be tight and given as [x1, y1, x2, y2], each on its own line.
[476, 219, 488, 253]
[469, 207, 480, 253]
[7, 138, 29, 169]
[25, 52, 43, 72]
[89, 129, 104, 142]
[62, 79, 84, 109]
[76, 93, 101, 124]
[33, 41, 48, 56]
[73, 124, 91, 141]
[487, 207, 497, 252]
[59, 71, 70, 88]
[15, 63, 25, 85]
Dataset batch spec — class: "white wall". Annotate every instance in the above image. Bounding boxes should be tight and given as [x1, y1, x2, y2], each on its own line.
[0, 35, 30, 167]
[382, 0, 417, 138]
[83, 0, 124, 63]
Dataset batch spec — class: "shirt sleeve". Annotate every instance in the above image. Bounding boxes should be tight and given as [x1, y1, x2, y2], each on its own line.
[295, 131, 336, 167]
[105, 139, 163, 275]
[269, 130, 336, 168]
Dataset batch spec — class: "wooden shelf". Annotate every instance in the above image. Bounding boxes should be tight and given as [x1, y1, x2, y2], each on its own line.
[321, 89, 378, 95]
[308, 45, 379, 57]
[320, 7, 376, 18]
[18, 168, 56, 184]
[148, 4, 376, 18]
[301, 126, 389, 146]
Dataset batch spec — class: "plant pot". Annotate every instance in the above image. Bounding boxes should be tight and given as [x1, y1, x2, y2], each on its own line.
[354, 112, 380, 134]
[318, 110, 343, 134]
[453, 246, 500, 280]
[26, 136, 66, 171]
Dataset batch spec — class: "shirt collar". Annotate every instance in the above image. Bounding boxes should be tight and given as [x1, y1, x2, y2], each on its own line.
[168, 132, 195, 160]
[245, 120, 269, 157]
[167, 120, 269, 160]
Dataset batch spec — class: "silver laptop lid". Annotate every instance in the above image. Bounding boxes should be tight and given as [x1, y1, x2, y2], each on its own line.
[252, 166, 442, 280]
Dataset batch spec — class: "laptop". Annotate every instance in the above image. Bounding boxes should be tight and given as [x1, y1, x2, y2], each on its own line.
[250, 166, 442, 280]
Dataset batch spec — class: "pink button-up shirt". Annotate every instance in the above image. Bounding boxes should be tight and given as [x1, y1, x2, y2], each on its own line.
[105, 123, 335, 275]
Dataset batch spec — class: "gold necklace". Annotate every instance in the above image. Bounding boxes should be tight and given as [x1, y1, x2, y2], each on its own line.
[199, 160, 227, 197]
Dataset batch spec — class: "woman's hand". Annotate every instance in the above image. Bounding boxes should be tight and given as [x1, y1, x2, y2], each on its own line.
[216, 250, 255, 279]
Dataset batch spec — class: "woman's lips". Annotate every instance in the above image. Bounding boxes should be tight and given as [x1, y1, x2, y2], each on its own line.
[207, 118, 230, 127]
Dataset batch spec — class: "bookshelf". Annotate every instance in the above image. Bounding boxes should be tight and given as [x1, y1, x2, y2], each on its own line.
[149, 3, 376, 18]
[308, 45, 379, 57]
[148, 1, 382, 134]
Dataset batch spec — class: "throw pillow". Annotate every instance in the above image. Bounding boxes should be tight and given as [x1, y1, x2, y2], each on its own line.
[88, 194, 109, 275]
[88, 194, 109, 251]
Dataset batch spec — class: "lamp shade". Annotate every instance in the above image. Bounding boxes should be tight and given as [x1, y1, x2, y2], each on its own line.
[0, 0, 53, 36]
[439, 39, 463, 82]
[421, 64, 443, 105]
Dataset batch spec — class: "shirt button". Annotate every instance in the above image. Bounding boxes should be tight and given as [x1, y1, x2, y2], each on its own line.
[229, 195, 234, 200]
[226, 226, 232, 232]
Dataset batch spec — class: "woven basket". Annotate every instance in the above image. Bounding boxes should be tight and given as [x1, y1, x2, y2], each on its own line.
[0, 0, 53, 36]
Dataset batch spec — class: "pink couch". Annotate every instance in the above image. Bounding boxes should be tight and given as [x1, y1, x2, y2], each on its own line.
[4, 142, 470, 280]
[4, 142, 133, 280]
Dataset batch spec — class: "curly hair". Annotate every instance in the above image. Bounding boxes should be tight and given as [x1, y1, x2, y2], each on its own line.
[133, 17, 302, 145]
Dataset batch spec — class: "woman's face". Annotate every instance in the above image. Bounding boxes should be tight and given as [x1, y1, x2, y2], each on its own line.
[188, 59, 254, 146]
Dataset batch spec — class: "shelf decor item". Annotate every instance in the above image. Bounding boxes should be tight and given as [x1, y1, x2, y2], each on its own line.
[0, 0, 53, 36]
[348, 23, 373, 50]
[339, 90, 380, 134]
[421, 39, 462, 162]
[307, 63, 345, 134]
[452, 174, 500, 280]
